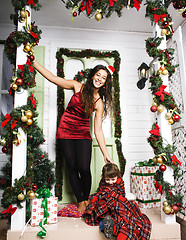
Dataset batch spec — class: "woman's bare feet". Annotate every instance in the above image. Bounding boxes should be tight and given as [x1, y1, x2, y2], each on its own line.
[77, 201, 86, 212]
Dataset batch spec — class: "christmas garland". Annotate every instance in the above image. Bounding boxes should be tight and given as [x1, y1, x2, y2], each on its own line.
[64, 0, 143, 21]
[147, 123, 185, 215]
[55, 48, 126, 200]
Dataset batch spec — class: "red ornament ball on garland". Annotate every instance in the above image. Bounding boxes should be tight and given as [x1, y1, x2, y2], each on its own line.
[159, 164, 167, 172]
[172, 204, 179, 213]
[150, 105, 157, 112]
[173, 115, 180, 122]
[16, 78, 23, 86]
[162, 21, 169, 28]
[182, 11, 186, 19]
[2, 146, 8, 153]
[73, 11, 77, 17]
[32, 184, 38, 191]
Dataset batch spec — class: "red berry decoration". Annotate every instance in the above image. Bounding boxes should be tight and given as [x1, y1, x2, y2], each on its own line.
[73, 11, 77, 17]
[172, 204, 179, 213]
[150, 105, 157, 112]
[2, 146, 8, 153]
[16, 78, 23, 86]
[150, 42, 155, 47]
[32, 184, 38, 191]
[159, 164, 167, 172]
[182, 11, 186, 19]
[173, 115, 180, 122]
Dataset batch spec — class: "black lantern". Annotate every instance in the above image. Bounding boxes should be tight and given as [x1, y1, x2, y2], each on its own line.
[137, 62, 150, 90]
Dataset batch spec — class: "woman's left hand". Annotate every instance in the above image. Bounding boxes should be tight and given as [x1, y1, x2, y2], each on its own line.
[104, 156, 113, 164]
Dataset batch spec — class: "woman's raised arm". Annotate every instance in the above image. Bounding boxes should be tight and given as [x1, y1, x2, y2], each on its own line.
[33, 59, 78, 90]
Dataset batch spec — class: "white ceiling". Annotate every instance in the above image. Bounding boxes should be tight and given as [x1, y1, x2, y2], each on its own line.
[0, 0, 185, 33]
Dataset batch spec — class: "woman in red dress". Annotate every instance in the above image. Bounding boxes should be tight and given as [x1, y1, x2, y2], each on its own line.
[33, 60, 113, 212]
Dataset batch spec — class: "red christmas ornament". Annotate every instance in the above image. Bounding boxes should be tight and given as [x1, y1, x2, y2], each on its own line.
[16, 78, 23, 86]
[172, 204, 179, 213]
[2, 146, 8, 153]
[162, 21, 169, 28]
[150, 105, 157, 112]
[182, 11, 186, 19]
[159, 164, 167, 172]
[73, 11, 77, 17]
[173, 115, 180, 122]
[32, 184, 38, 191]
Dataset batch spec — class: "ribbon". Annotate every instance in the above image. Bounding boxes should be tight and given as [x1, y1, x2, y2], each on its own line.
[27, 0, 36, 6]
[154, 85, 171, 102]
[154, 13, 167, 24]
[155, 181, 163, 194]
[36, 186, 52, 238]
[109, 0, 118, 7]
[80, 0, 93, 15]
[136, 198, 161, 203]
[26, 58, 33, 73]
[1, 204, 17, 218]
[131, 172, 155, 176]
[149, 124, 160, 136]
[11, 120, 18, 129]
[133, 0, 141, 11]
[1, 113, 12, 128]
[171, 155, 182, 166]
[30, 94, 37, 108]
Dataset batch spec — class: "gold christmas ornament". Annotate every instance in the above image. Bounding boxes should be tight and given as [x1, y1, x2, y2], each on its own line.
[152, 102, 158, 107]
[21, 115, 28, 122]
[152, 157, 157, 164]
[156, 156, 163, 164]
[13, 138, 20, 146]
[161, 29, 168, 36]
[157, 69, 162, 75]
[25, 110, 33, 119]
[12, 76, 17, 82]
[19, 17, 26, 23]
[163, 201, 169, 207]
[20, 10, 26, 18]
[157, 105, 164, 113]
[165, 112, 172, 120]
[24, 43, 31, 53]
[11, 83, 18, 90]
[163, 205, 172, 214]
[26, 118, 33, 125]
[18, 193, 25, 201]
[95, 12, 102, 21]
[162, 69, 168, 75]
[27, 190, 35, 199]
[0, 138, 6, 146]
[168, 118, 174, 125]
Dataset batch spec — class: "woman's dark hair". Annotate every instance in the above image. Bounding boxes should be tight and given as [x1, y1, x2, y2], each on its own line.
[81, 65, 112, 118]
[102, 163, 121, 179]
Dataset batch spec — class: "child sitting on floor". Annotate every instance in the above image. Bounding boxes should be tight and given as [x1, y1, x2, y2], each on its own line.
[83, 163, 152, 240]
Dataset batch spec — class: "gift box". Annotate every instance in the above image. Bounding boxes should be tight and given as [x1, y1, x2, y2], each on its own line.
[130, 166, 161, 208]
[31, 196, 58, 226]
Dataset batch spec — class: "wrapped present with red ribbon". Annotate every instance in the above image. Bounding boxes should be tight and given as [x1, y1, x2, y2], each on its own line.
[130, 162, 161, 209]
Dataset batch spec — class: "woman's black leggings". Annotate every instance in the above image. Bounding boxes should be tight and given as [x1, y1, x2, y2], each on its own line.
[57, 139, 92, 202]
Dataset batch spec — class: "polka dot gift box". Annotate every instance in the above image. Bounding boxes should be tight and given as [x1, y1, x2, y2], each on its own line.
[130, 163, 161, 209]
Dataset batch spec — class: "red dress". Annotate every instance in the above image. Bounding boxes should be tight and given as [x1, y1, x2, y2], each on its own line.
[56, 87, 92, 140]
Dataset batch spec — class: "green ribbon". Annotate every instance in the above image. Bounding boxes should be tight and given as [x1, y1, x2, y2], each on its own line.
[131, 172, 155, 176]
[136, 198, 161, 203]
[35, 186, 52, 238]
[135, 159, 158, 167]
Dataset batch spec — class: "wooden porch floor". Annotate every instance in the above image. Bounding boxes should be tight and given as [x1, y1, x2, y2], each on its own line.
[2, 207, 181, 240]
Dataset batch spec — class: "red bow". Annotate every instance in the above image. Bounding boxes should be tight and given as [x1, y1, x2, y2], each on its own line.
[1, 205, 17, 218]
[149, 124, 160, 136]
[30, 94, 37, 108]
[18, 65, 24, 71]
[109, 0, 118, 7]
[171, 155, 182, 166]
[154, 85, 171, 102]
[155, 181, 163, 194]
[108, 65, 115, 73]
[154, 13, 167, 24]
[80, 0, 93, 15]
[27, 0, 35, 6]
[133, 0, 141, 11]
[26, 58, 33, 73]
[1, 114, 12, 128]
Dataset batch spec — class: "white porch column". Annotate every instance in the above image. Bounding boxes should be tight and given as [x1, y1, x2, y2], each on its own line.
[11, 6, 31, 231]
[153, 24, 176, 224]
